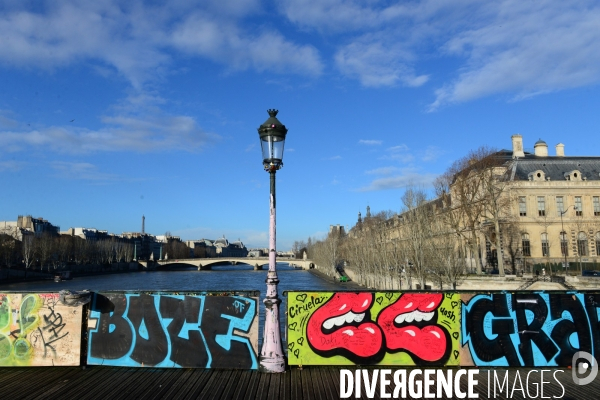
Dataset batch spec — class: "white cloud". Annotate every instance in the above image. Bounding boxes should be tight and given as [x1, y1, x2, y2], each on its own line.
[0, 110, 19, 129]
[326, 155, 342, 160]
[51, 161, 130, 181]
[0, 1, 322, 89]
[387, 145, 409, 152]
[0, 160, 26, 172]
[429, 1, 600, 109]
[278, 0, 410, 32]
[0, 110, 218, 154]
[335, 38, 428, 88]
[358, 139, 382, 145]
[365, 167, 399, 175]
[357, 171, 437, 192]
[421, 146, 445, 162]
[171, 15, 323, 76]
[281, 0, 600, 106]
[2, 1, 599, 108]
[380, 145, 414, 163]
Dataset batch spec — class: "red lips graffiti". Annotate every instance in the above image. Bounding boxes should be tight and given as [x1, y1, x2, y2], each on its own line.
[377, 293, 447, 362]
[306, 293, 449, 364]
[307, 293, 382, 360]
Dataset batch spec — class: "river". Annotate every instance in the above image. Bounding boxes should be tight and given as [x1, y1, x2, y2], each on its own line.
[0, 262, 346, 348]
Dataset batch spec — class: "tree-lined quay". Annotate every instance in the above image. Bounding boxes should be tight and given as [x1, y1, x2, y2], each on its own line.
[300, 135, 600, 291]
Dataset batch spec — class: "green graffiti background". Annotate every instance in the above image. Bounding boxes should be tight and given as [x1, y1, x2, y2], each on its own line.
[287, 292, 461, 366]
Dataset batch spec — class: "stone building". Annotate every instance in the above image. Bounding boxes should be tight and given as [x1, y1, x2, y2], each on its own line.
[185, 239, 217, 258]
[353, 134, 600, 275]
[498, 135, 600, 271]
[439, 134, 600, 273]
[213, 236, 248, 257]
[121, 232, 161, 261]
[0, 215, 60, 240]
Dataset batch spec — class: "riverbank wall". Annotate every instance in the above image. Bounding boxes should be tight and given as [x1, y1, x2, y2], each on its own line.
[3, 287, 600, 369]
[312, 261, 598, 291]
[0, 261, 145, 283]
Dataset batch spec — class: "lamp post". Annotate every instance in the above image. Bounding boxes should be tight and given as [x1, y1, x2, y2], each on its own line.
[258, 109, 287, 373]
[559, 205, 575, 276]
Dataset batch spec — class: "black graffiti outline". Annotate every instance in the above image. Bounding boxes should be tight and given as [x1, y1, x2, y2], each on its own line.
[43, 306, 68, 341]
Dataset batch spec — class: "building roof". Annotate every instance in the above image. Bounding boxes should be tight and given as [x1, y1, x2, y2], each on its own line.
[509, 156, 600, 181]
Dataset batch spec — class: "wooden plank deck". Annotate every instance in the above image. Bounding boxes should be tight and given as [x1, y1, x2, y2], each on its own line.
[1, 366, 598, 400]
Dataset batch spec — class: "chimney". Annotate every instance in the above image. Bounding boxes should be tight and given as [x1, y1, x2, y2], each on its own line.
[556, 143, 565, 157]
[511, 134, 524, 158]
[534, 139, 548, 157]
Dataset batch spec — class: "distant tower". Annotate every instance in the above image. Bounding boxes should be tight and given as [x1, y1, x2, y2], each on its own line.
[142, 215, 145, 234]
[366, 205, 371, 219]
[358, 211, 362, 224]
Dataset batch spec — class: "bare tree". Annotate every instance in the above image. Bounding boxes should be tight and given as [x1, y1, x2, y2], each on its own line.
[569, 214, 593, 275]
[36, 232, 55, 271]
[124, 242, 134, 262]
[0, 234, 17, 268]
[429, 227, 466, 290]
[435, 147, 513, 275]
[312, 227, 345, 276]
[502, 221, 522, 274]
[22, 234, 36, 271]
[400, 187, 436, 290]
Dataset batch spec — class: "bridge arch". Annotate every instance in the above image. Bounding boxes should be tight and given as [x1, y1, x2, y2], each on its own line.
[154, 257, 313, 271]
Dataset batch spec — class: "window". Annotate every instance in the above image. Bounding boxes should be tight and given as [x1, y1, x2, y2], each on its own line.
[560, 231, 569, 256]
[594, 197, 600, 216]
[522, 233, 531, 257]
[575, 196, 583, 216]
[519, 197, 527, 216]
[596, 232, 600, 256]
[577, 232, 588, 256]
[541, 233, 549, 257]
[537, 196, 545, 216]
[556, 196, 564, 216]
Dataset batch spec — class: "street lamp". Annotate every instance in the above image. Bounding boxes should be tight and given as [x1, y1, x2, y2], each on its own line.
[257, 109, 287, 373]
[559, 204, 576, 276]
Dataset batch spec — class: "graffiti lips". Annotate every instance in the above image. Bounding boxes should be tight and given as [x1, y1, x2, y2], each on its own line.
[307, 293, 382, 359]
[377, 293, 447, 362]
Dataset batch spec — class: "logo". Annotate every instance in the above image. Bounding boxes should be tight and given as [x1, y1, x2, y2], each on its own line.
[572, 351, 598, 386]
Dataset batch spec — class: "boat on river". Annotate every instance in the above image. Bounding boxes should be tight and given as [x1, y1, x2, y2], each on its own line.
[54, 271, 72, 282]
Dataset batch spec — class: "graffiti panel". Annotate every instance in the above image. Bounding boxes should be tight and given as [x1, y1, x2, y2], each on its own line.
[461, 292, 600, 367]
[87, 292, 258, 369]
[0, 293, 83, 366]
[287, 291, 461, 366]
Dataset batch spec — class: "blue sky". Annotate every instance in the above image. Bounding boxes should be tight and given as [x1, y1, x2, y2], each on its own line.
[2, 0, 600, 250]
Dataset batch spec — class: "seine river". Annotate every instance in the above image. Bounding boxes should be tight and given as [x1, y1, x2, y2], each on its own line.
[0, 263, 345, 347]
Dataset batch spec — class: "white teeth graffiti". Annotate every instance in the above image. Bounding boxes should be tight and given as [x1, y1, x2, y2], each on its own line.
[394, 310, 434, 324]
[322, 311, 365, 330]
[342, 327, 376, 336]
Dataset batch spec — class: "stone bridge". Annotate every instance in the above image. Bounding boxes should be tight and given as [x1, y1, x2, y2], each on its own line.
[142, 257, 315, 271]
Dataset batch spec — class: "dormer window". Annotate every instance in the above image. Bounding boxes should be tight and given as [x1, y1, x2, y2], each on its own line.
[564, 170, 583, 181]
[528, 170, 546, 181]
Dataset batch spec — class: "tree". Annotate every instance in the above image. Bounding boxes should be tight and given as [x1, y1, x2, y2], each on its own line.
[36, 232, 55, 271]
[429, 228, 466, 290]
[570, 213, 593, 275]
[22, 234, 36, 271]
[502, 221, 523, 274]
[311, 228, 344, 277]
[436, 146, 513, 275]
[0, 234, 17, 268]
[400, 187, 436, 289]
